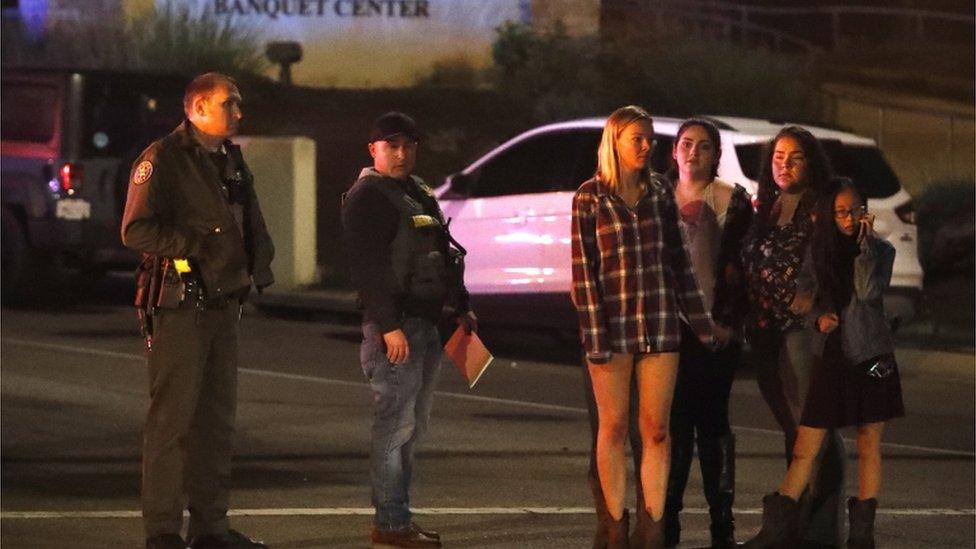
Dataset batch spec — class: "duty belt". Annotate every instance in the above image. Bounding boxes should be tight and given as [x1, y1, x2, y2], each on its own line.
[184, 278, 242, 309]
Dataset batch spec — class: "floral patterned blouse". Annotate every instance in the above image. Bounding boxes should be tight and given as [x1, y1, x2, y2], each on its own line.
[741, 219, 812, 332]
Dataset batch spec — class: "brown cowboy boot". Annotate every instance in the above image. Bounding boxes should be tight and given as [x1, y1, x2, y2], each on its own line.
[589, 476, 611, 549]
[632, 505, 665, 549]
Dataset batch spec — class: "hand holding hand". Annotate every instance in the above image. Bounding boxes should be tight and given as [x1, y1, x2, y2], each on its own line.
[817, 313, 839, 333]
[713, 323, 733, 349]
[382, 329, 410, 365]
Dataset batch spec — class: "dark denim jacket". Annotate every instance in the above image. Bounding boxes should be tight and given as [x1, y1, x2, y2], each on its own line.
[805, 236, 896, 363]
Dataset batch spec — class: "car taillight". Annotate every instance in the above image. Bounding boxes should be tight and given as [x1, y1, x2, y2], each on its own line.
[58, 163, 82, 195]
[894, 201, 916, 224]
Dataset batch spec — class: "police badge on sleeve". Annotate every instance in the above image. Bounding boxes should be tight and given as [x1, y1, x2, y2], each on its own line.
[133, 160, 154, 185]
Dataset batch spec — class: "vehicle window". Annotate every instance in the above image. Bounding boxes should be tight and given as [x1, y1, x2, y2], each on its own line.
[573, 129, 602, 187]
[1, 83, 60, 144]
[467, 129, 678, 198]
[83, 80, 183, 158]
[735, 141, 900, 198]
[469, 130, 597, 197]
[651, 136, 674, 175]
[820, 141, 901, 199]
[734, 143, 763, 182]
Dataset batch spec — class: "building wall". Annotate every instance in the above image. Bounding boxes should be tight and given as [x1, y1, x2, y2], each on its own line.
[130, 0, 532, 88]
[823, 83, 976, 197]
[13, 0, 599, 87]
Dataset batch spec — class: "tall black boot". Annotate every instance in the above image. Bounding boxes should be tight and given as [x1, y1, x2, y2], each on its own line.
[700, 433, 736, 548]
[590, 476, 610, 549]
[846, 497, 877, 549]
[662, 426, 694, 548]
[742, 492, 800, 549]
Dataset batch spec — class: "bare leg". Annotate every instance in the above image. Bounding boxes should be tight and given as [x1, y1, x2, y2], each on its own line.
[635, 352, 679, 520]
[856, 422, 885, 500]
[589, 353, 636, 520]
[779, 426, 828, 500]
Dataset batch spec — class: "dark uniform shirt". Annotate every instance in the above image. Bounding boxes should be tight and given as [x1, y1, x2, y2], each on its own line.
[121, 120, 274, 298]
[342, 168, 457, 333]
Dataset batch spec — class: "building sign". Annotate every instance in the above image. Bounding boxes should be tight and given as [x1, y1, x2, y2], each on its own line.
[161, 0, 528, 87]
[214, 0, 432, 19]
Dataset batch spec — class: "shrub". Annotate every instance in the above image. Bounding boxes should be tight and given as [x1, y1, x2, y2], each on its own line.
[915, 179, 975, 281]
[490, 22, 609, 121]
[2, 2, 268, 79]
[414, 56, 487, 89]
[128, 1, 269, 78]
[487, 22, 822, 124]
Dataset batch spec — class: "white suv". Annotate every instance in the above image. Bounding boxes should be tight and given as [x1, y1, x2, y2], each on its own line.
[435, 116, 922, 331]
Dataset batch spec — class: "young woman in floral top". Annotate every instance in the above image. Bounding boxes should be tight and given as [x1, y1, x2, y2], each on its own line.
[740, 126, 845, 547]
[663, 118, 753, 549]
[571, 105, 713, 548]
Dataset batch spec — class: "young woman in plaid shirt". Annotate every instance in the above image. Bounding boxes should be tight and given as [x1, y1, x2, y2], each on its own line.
[571, 106, 714, 548]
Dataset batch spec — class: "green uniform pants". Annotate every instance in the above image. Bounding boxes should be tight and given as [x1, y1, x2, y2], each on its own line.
[142, 301, 240, 538]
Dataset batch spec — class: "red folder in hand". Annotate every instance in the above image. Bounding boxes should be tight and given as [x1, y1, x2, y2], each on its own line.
[443, 326, 493, 389]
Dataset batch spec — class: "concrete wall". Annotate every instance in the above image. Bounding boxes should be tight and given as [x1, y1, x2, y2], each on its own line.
[237, 136, 318, 290]
[823, 83, 975, 197]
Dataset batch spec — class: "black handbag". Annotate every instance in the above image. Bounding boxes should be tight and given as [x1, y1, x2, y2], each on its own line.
[861, 354, 897, 380]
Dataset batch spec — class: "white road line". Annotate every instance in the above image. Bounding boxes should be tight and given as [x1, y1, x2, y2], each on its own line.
[2, 507, 973, 520]
[5, 338, 975, 458]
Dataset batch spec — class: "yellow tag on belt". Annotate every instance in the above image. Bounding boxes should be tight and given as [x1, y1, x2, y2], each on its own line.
[412, 215, 439, 228]
[173, 258, 192, 273]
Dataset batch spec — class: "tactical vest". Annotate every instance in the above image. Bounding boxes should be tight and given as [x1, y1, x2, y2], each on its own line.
[363, 174, 449, 303]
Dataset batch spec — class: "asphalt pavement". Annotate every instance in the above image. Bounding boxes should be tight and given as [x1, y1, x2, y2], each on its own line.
[1, 278, 973, 548]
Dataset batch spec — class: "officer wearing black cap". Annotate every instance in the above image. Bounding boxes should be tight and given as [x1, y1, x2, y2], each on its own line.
[121, 72, 273, 549]
[342, 112, 477, 548]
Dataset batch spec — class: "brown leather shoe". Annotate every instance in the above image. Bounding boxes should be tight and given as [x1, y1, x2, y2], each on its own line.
[188, 529, 267, 548]
[409, 522, 440, 540]
[371, 526, 442, 548]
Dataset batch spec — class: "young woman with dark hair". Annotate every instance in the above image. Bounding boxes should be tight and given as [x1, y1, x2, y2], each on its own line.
[662, 118, 753, 548]
[572, 106, 713, 549]
[743, 178, 904, 549]
[740, 126, 847, 546]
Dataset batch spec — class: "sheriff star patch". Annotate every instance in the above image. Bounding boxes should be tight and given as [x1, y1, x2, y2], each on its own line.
[133, 160, 154, 185]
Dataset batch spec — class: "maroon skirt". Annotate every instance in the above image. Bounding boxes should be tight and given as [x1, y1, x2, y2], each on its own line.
[800, 332, 905, 429]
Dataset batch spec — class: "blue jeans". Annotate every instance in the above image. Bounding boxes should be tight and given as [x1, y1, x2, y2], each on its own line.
[361, 317, 442, 531]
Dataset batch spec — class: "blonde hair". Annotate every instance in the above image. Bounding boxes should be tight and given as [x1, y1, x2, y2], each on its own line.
[596, 105, 654, 191]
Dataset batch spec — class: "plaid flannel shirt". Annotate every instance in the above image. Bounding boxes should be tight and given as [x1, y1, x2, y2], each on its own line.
[571, 176, 714, 362]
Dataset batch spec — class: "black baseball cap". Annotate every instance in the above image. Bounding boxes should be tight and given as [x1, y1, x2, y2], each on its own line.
[369, 111, 422, 143]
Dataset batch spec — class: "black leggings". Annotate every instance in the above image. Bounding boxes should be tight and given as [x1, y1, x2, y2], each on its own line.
[670, 331, 739, 444]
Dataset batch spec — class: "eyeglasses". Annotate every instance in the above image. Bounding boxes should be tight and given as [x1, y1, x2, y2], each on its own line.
[834, 205, 867, 220]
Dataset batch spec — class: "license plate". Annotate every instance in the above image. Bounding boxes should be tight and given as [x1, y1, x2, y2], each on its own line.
[55, 198, 91, 220]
